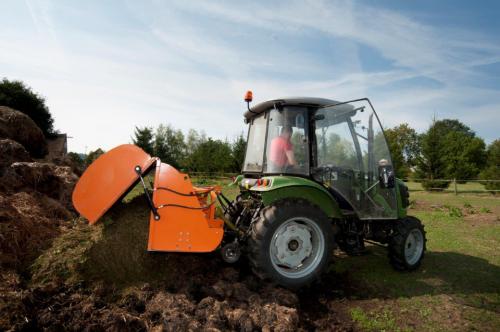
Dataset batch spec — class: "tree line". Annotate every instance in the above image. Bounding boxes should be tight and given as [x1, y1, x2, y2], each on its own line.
[385, 119, 499, 191]
[128, 118, 498, 191]
[132, 125, 246, 174]
[76, 120, 500, 191]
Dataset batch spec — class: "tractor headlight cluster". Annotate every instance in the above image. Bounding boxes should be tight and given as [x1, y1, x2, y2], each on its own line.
[241, 178, 272, 190]
[256, 178, 271, 187]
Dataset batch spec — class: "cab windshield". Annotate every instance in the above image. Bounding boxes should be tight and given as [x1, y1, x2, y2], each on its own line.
[242, 106, 309, 175]
[264, 106, 309, 175]
[242, 114, 266, 172]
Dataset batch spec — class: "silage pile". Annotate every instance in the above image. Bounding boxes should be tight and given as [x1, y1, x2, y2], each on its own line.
[0, 106, 79, 330]
[0, 106, 78, 271]
[26, 196, 352, 331]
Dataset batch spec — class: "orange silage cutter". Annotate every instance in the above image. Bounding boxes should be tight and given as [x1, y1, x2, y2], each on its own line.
[72, 144, 226, 253]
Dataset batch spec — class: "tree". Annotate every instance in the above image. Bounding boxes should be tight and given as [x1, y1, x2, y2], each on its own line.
[480, 139, 500, 192]
[441, 132, 486, 181]
[84, 148, 105, 167]
[67, 151, 85, 173]
[231, 133, 247, 172]
[153, 124, 186, 169]
[184, 129, 207, 170]
[384, 124, 420, 179]
[416, 119, 450, 190]
[189, 138, 233, 173]
[432, 119, 474, 139]
[186, 129, 201, 156]
[186, 129, 207, 152]
[320, 132, 357, 168]
[0, 78, 56, 136]
[416, 118, 486, 190]
[132, 126, 154, 155]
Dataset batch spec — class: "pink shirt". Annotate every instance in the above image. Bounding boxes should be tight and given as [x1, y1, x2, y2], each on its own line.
[269, 136, 292, 167]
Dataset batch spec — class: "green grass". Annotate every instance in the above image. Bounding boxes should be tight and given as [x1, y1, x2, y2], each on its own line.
[335, 191, 500, 331]
[406, 180, 492, 193]
[350, 307, 402, 332]
[410, 190, 500, 210]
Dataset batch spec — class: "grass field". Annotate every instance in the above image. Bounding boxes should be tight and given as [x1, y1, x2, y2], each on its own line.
[335, 190, 500, 331]
[130, 176, 500, 330]
[406, 180, 496, 193]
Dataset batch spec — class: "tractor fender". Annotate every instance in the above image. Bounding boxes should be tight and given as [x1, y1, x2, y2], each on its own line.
[395, 178, 409, 219]
[249, 176, 342, 219]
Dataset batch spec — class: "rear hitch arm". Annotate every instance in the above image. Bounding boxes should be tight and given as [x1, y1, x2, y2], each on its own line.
[134, 165, 160, 220]
[216, 192, 235, 216]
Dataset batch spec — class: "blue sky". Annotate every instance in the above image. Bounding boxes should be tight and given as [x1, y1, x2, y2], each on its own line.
[1, 0, 499, 152]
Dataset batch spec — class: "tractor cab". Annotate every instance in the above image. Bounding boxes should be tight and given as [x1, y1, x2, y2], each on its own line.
[242, 97, 399, 220]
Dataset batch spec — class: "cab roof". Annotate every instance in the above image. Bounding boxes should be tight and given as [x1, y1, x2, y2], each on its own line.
[244, 97, 341, 120]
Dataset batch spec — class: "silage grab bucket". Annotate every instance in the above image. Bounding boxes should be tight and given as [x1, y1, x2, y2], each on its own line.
[72, 144, 224, 252]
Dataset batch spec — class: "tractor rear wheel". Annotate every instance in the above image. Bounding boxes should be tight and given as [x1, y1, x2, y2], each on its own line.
[388, 216, 426, 270]
[248, 199, 334, 289]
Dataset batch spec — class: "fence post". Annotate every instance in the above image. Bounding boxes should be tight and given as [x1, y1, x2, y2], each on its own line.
[454, 178, 458, 195]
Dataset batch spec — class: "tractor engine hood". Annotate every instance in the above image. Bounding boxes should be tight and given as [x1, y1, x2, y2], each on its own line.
[72, 144, 157, 224]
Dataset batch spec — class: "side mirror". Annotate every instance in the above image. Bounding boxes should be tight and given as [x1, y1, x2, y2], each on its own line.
[378, 164, 395, 189]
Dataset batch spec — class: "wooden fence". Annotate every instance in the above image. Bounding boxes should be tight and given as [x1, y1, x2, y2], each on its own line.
[404, 179, 500, 194]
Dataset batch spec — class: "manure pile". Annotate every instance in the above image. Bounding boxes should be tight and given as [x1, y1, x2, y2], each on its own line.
[0, 106, 79, 329]
[26, 196, 353, 331]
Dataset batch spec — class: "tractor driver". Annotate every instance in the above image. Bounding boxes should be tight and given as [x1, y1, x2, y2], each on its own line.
[269, 126, 296, 171]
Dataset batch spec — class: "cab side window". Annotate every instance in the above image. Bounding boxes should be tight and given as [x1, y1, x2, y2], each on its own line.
[315, 113, 357, 170]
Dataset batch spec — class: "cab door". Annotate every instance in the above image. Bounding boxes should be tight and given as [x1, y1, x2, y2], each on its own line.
[313, 99, 398, 220]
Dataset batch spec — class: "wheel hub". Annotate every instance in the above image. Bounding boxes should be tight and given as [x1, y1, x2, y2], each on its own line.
[404, 229, 424, 265]
[273, 222, 313, 268]
[288, 239, 299, 251]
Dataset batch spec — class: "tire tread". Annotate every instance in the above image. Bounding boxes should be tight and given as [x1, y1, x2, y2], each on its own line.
[388, 216, 426, 271]
[247, 198, 334, 289]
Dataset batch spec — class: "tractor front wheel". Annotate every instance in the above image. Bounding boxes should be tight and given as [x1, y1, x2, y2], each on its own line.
[388, 216, 426, 271]
[248, 199, 334, 289]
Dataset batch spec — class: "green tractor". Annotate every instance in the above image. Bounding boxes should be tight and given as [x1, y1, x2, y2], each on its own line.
[219, 95, 426, 289]
[73, 93, 427, 290]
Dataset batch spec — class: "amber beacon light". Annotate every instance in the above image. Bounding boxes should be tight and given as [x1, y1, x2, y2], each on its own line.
[244, 90, 253, 102]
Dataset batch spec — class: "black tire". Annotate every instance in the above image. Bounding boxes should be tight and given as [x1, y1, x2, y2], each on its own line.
[388, 216, 426, 271]
[248, 199, 334, 289]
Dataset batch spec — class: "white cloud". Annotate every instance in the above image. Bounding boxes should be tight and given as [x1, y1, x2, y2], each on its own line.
[0, 0, 498, 152]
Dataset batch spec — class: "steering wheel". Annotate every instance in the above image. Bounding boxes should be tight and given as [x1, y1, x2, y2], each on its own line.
[313, 164, 355, 180]
[284, 163, 305, 173]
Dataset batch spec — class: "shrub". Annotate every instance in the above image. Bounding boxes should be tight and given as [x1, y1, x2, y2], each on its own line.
[421, 179, 450, 191]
